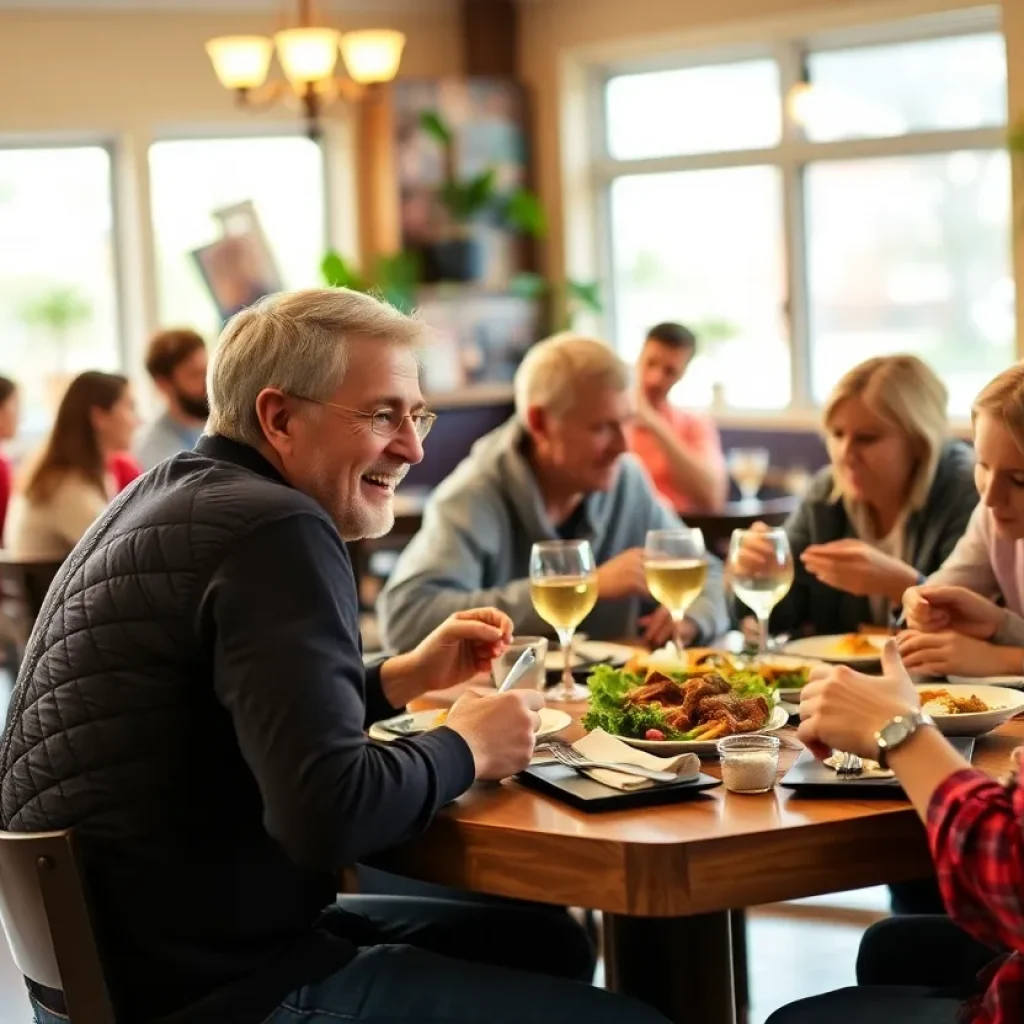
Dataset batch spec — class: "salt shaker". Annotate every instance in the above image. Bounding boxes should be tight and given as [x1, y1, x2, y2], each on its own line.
[717, 734, 780, 794]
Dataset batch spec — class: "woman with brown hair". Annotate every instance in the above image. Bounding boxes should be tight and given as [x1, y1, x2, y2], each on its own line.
[6, 371, 139, 560]
[737, 354, 978, 637]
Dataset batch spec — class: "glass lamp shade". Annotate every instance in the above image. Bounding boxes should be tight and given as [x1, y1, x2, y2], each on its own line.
[339, 29, 406, 84]
[274, 26, 342, 85]
[206, 35, 274, 90]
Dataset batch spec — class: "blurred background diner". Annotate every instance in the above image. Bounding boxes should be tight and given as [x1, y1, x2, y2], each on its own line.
[0, 0, 1023, 1021]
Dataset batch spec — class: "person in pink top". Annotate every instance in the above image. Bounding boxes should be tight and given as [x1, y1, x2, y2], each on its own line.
[0, 376, 17, 545]
[900, 363, 1024, 677]
[627, 322, 728, 512]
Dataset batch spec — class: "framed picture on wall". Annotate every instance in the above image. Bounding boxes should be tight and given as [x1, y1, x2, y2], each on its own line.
[191, 230, 283, 324]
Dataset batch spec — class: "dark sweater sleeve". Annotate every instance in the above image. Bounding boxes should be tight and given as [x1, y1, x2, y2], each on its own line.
[198, 513, 475, 874]
[363, 661, 401, 727]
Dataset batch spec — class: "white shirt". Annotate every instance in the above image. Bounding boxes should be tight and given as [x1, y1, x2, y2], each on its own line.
[5, 473, 112, 561]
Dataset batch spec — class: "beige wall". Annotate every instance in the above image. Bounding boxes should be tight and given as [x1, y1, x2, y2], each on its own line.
[519, 0, 1024, 347]
[0, 5, 463, 376]
[0, 7, 462, 134]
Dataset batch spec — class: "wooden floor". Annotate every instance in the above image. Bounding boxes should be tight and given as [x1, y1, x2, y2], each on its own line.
[0, 661, 883, 1023]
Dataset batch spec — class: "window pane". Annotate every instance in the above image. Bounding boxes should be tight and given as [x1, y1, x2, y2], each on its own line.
[605, 59, 781, 160]
[803, 34, 1007, 141]
[806, 150, 1014, 416]
[149, 137, 326, 337]
[0, 146, 120, 436]
[609, 166, 789, 409]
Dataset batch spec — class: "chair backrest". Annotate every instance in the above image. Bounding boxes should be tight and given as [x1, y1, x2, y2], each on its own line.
[0, 829, 115, 1023]
[0, 555, 62, 622]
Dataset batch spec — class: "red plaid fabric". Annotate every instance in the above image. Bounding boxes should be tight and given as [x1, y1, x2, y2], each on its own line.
[928, 767, 1024, 1023]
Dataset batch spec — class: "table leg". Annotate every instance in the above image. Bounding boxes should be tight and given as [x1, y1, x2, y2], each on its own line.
[731, 909, 749, 1024]
[603, 911, 736, 1024]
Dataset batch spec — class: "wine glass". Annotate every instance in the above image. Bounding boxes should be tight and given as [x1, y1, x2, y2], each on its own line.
[643, 528, 707, 657]
[529, 540, 599, 702]
[727, 527, 794, 661]
[728, 448, 770, 505]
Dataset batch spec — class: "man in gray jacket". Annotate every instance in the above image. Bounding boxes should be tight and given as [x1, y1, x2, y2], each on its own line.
[378, 333, 729, 652]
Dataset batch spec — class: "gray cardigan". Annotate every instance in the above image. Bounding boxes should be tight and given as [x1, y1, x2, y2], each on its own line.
[757, 440, 978, 636]
[378, 419, 730, 651]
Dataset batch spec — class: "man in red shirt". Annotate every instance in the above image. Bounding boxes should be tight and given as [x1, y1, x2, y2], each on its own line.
[627, 322, 727, 513]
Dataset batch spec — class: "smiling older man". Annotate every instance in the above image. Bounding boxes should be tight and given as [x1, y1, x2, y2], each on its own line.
[378, 332, 729, 653]
[0, 290, 664, 1024]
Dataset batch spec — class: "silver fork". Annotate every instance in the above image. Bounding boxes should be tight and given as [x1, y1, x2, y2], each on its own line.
[539, 740, 678, 783]
[832, 750, 864, 775]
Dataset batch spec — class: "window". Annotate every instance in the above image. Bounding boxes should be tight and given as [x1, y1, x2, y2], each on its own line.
[610, 166, 789, 409]
[149, 136, 327, 338]
[595, 20, 1014, 416]
[0, 145, 120, 435]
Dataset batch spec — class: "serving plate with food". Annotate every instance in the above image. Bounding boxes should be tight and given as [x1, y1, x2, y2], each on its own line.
[916, 685, 1024, 737]
[370, 707, 573, 743]
[581, 663, 788, 756]
[626, 647, 817, 703]
[783, 633, 886, 666]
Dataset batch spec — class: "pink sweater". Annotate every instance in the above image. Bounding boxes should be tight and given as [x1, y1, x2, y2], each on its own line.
[930, 504, 1024, 643]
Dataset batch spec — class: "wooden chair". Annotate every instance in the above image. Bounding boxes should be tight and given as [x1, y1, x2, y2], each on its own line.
[0, 829, 114, 1023]
[0, 554, 62, 624]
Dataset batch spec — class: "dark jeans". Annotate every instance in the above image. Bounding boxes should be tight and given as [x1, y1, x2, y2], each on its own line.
[889, 877, 946, 915]
[765, 915, 998, 1024]
[263, 895, 667, 1024]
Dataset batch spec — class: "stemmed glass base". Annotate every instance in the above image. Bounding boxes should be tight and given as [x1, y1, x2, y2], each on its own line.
[550, 630, 590, 703]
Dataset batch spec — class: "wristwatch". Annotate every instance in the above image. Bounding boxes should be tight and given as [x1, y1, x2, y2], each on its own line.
[874, 710, 935, 770]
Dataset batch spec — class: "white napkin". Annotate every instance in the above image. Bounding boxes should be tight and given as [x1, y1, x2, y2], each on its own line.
[572, 728, 701, 791]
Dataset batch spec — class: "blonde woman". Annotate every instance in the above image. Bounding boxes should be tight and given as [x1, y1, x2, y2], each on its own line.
[739, 355, 977, 638]
[901, 363, 1024, 677]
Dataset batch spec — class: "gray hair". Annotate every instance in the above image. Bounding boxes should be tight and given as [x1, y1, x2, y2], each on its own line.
[514, 332, 630, 424]
[207, 288, 424, 448]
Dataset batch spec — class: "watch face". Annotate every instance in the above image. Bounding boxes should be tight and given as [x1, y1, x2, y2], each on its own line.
[879, 718, 911, 750]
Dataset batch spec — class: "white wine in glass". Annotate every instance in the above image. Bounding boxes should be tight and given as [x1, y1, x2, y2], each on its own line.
[529, 540, 598, 702]
[728, 527, 794, 660]
[643, 528, 707, 656]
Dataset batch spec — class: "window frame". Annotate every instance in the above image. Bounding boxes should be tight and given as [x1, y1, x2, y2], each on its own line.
[584, 5, 1010, 424]
[145, 126, 333, 334]
[0, 135, 127, 371]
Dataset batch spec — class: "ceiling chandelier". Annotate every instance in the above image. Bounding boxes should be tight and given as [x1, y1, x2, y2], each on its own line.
[206, 0, 406, 138]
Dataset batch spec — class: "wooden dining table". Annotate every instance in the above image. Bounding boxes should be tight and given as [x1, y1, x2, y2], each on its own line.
[370, 685, 1023, 1024]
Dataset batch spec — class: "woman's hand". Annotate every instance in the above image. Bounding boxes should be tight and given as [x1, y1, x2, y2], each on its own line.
[902, 585, 1005, 640]
[896, 629, 1023, 677]
[800, 539, 918, 602]
[798, 641, 920, 760]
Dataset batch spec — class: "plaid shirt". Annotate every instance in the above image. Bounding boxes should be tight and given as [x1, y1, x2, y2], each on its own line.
[928, 768, 1024, 1023]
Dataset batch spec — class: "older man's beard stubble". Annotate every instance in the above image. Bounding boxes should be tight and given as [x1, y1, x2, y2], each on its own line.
[307, 454, 409, 542]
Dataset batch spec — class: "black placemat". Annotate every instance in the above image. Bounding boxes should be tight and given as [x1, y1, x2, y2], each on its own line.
[516, 762, 721, 811]
[780, 737, 975, 797]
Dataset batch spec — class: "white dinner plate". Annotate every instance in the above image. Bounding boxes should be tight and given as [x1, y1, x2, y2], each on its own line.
[543, 641, 637, 672]
[369, 707, 573, 744]
[783, 634, 886, 666]
[948, 674, 1024, 690]
[916, 684, 1024, 737]
[616, 704, 789, 757]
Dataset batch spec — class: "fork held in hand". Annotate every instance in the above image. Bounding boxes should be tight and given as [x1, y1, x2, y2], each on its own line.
[543, 740, 678, 783]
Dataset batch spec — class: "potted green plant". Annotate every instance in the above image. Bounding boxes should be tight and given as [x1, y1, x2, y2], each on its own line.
[320, 249, 420, 314]
[511, 273, 603, 333]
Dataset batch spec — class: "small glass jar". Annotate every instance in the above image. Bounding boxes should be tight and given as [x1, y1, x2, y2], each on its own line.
[717, 734, 781, 794]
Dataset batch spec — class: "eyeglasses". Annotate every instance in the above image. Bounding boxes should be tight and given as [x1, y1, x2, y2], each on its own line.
[289, 394, 437, 441]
